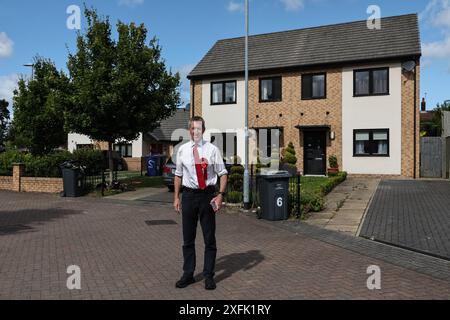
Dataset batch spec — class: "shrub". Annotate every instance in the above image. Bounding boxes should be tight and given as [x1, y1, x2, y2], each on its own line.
[228, 173, 243, 192]
[0, 150, 29, 176]
[301, 192, 324, 213]
[230, 165, 244, 175]
[328, 155, 338, 168]
[0, 148, 106, 177]
[281, 142, 297, 171]
[226, 191, 243, 204]
[72, 149, 105, 174]
[24, 151, 72, 177]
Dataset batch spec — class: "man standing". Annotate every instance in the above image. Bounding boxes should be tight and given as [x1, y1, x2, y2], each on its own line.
[173, 116, 228, 290]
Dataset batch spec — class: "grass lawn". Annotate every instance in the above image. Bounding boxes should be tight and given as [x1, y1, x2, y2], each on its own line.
[115, 171, 142, 180]
[300, 176, 331, 194]
[86, 173, 166, 197]
[119, 175, 165, 189]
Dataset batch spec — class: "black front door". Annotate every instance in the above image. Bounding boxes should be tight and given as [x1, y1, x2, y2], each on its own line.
[304, 131, 326, 175]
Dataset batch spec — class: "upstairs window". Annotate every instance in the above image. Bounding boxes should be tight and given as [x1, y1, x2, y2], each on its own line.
[302, 73, 326, 99]
[259, 77, 282, 102]
[354, 68, 389, 96]
[211, 81, 236, 105]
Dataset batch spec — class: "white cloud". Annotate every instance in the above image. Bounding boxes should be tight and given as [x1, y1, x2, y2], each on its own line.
[175, 64, 195, 106]
[0, 32, 13, 58]
[421, 0, 450, 71]
[118, 0, 144, 8]
[423, 36, 450, 58]
[0, 74, 19, 115]
[421, 0, 450, 28]
[0, 74, 19, 102]
[227, 1, 244, 12]
[280, 0, 304, 11]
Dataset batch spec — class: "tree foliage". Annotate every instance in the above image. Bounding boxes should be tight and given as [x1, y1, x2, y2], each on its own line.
[11, 57, 69, 155]
[0, 99, 10, 146]
[65, 7, 181, 143]
[420, 100, 450, 137]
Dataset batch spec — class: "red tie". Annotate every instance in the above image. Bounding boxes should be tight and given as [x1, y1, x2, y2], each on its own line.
[193, 144, 207, 190]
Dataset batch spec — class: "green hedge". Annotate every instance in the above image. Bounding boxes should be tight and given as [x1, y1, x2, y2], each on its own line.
[289, 172, 347, 218]
[320, 172, 347, 194]
[0, 149, 105, 177]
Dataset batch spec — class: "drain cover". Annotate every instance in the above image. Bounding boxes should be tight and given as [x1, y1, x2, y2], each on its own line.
[145, 220, 177, 226]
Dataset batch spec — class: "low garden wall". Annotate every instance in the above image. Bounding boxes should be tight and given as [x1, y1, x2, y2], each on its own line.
[0, 163, 63, 194]
[0, 176, 13, 190]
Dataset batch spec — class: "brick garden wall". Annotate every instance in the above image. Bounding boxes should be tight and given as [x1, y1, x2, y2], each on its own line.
[0, 164, 63, 193]
[0, 176, 13, 190]
[21, 177, 63, 193]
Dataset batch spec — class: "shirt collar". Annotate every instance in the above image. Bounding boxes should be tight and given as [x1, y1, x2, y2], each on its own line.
[191, 139, 205, 148]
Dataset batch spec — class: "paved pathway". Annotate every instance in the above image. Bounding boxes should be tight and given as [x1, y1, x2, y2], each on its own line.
[0, 191, 449, 299]
[305, 177, 380, 235]
[359, 179, 450, 260]
[105, 187, 173, 203]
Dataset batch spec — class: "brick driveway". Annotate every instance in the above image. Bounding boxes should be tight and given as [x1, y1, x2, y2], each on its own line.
[0, 191, 449, 299]
[359, 180, 450, 260]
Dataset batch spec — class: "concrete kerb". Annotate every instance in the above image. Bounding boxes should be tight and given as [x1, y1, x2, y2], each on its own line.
[356, 178, 380, 237]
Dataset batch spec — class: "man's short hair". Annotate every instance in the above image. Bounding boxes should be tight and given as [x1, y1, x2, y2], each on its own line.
[189, 116, 205, 131]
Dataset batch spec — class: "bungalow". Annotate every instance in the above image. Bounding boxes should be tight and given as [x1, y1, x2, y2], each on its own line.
[187, 14, 421, 177]
[67, 107, 190, 171]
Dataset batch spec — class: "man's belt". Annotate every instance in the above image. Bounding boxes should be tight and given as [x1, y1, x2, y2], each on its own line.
[182, 186, 215, 194]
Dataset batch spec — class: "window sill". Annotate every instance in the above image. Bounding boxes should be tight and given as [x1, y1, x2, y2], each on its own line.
[259, 99, 282, 103]
[211, 102, 237, 106]
[353, 93, 390, 98]
[301, 96, 326, 100]
[353, 154, 390, 157]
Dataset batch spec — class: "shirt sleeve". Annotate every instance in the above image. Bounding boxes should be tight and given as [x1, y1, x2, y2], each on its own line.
[174, 146, 183, 177]
[213, 147, 228, 177]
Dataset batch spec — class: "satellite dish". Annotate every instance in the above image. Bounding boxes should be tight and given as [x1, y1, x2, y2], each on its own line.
[402, 61, 416, 72]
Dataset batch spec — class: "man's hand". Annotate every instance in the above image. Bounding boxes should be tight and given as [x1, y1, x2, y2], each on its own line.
[174, 197, 181, 214]
[211, 194, 223, 212]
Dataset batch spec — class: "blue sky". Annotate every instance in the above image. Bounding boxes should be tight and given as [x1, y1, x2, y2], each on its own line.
[1, 0, 450, 114]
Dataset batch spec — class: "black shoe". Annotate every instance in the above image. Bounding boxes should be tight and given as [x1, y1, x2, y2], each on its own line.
[175, 275, 195, 288]
[205, 277, 216, 290]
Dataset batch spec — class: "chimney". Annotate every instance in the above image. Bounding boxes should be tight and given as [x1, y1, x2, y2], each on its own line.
[421, 97, 426, 112]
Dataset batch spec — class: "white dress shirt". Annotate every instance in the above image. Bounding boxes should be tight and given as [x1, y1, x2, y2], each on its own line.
[175, 139, 228, 189]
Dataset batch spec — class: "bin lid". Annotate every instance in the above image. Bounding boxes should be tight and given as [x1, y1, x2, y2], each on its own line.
[257, 170, 291, 178]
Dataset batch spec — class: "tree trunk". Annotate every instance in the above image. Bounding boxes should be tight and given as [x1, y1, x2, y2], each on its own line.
[108, 141, 114, 185]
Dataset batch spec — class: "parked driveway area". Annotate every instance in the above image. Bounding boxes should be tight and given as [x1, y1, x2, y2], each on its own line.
[0, 190, 449, 299]
[359, 180, 450, 260]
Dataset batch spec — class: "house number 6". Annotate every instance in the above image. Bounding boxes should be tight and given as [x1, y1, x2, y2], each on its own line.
[277, 197, 283, 207]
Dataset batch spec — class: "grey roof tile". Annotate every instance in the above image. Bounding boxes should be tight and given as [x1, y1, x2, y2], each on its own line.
[148, 108, 190, 142]
[188, 14, 421, 78]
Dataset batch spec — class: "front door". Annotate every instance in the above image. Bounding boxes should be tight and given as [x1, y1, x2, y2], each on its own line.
[304, 131, 326, 175]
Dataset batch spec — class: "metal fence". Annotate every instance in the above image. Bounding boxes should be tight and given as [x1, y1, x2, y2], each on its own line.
[288, 173, 301, 219]
[82, 169, 118, 196]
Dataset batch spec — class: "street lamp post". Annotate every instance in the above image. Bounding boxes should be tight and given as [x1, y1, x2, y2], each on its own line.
[243, 0, 250, 210]
[23, 63, 34, 79]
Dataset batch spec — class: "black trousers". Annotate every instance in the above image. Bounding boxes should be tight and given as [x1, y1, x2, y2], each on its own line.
[181, 189, 216, 279]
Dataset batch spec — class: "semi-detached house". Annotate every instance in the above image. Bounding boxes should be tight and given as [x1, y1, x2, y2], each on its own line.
[187, 14, 421, 177]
